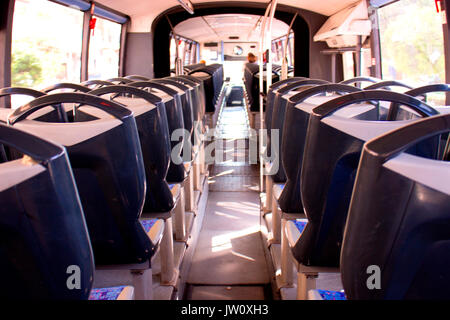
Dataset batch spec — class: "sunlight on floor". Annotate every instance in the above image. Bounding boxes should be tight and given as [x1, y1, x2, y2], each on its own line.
[211, 225, 260, 253]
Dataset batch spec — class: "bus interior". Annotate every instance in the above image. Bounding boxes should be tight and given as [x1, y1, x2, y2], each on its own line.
[0, 0, 449, 302]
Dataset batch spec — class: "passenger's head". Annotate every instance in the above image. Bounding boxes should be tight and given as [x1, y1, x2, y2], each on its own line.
[247, 52, 257, 63]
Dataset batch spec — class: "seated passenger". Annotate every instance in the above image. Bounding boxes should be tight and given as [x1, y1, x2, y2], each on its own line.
[244, 52, 258, 73]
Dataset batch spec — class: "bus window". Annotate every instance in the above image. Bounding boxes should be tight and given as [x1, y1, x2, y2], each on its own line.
[184, 42, 191, 66]
[287, 34, 294, 67]
[271, 33, 294, 68]
[378, 0, 445, 103]
[11, 0, 83, 91]
[88, 16, 121, 80]
[170, 36, 177, 70]
[178, 40, 186, 65]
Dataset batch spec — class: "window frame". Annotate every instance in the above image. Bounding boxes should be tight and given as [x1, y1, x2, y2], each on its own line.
[5, 0, 129, 86]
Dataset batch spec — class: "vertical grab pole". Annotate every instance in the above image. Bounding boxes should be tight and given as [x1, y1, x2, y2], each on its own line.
[259, 2, 272, 193]
[266, 0, 278, 89]
[281, 13, 297, 80]
[167, 15, 183, 76]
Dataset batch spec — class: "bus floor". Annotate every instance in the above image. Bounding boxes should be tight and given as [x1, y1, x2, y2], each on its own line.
[184, 85, 272, 300]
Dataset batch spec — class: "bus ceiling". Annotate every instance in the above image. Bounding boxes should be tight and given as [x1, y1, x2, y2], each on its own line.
[95, 0, 367, 32]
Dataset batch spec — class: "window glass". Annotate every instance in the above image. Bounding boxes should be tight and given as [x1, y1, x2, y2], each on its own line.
[271, 34, 294, 68]
[378, 0, 445, 103]
[190, 44, 197, 64]
[178, 40, 186, 65]
[184, 42, 191, 66]
[88, 16, 121, 80]
[12, 0, 83, 91]
[287, 34, 294, 67]
[170, 37, 177, 70]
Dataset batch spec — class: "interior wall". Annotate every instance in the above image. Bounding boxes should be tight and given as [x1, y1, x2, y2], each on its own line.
[150, 3, 335, 81]
[124, 32, 154, 79]
[301, 9, 334, 81]
[0, 0, 14, 108]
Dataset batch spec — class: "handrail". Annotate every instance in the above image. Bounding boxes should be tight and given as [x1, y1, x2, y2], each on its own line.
[43, 83, 90, 93]
[387, 84, 450, 120]
[313, 90, 438, 119]
[287, 84, 362, 105]
[365, 113, 450, 162]
[364, 80, 413, 91]
[0, 123, 64, 163]
[81, 80, 114, 87]
[88, 85, 163, 106]
[8, 92, 132, 125]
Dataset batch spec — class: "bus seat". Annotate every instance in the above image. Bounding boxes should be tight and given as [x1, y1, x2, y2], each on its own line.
[169, 75, 208, 195]
[168, 77, 201, 122]
[0, 87, 72, 123]
[125, 75, 150, 81]
[128, 81, 187, 183]
[268, 79, 328, 183]
[295, 90, 438, 268]
[88, 85, 174, 214]
[7, 92, 161, 266]
[183, 63, 207, 74]
[341, 113, 450, 299]
[71, 81, 181, 284]
[339, 76, 381, 88]
[265, 77, 308, 154]
[290, 90, 438, 299]
[279, 84, 361, 214]
[243, 63, 259, 108]
[43, 82, 91, 93]
[189, 64, 223, 113]
[106, 77, 134, 84]
[0, 123, 94, 299]
[81, 79, 114, 89]
[89, 285, 135, 300]
[308, 289, 346, 300]
[252, 69, 280, 112]
[172, 75, 206, 122]
[267, 80, 331, 243]
[152, 78, 195, 150]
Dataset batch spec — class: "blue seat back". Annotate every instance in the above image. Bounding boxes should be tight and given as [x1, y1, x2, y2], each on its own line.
[294, 91, 438, 267]
[0, 123, 94, 299]
[341, 114, 450, 299]
[9, 93, 153, 266]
